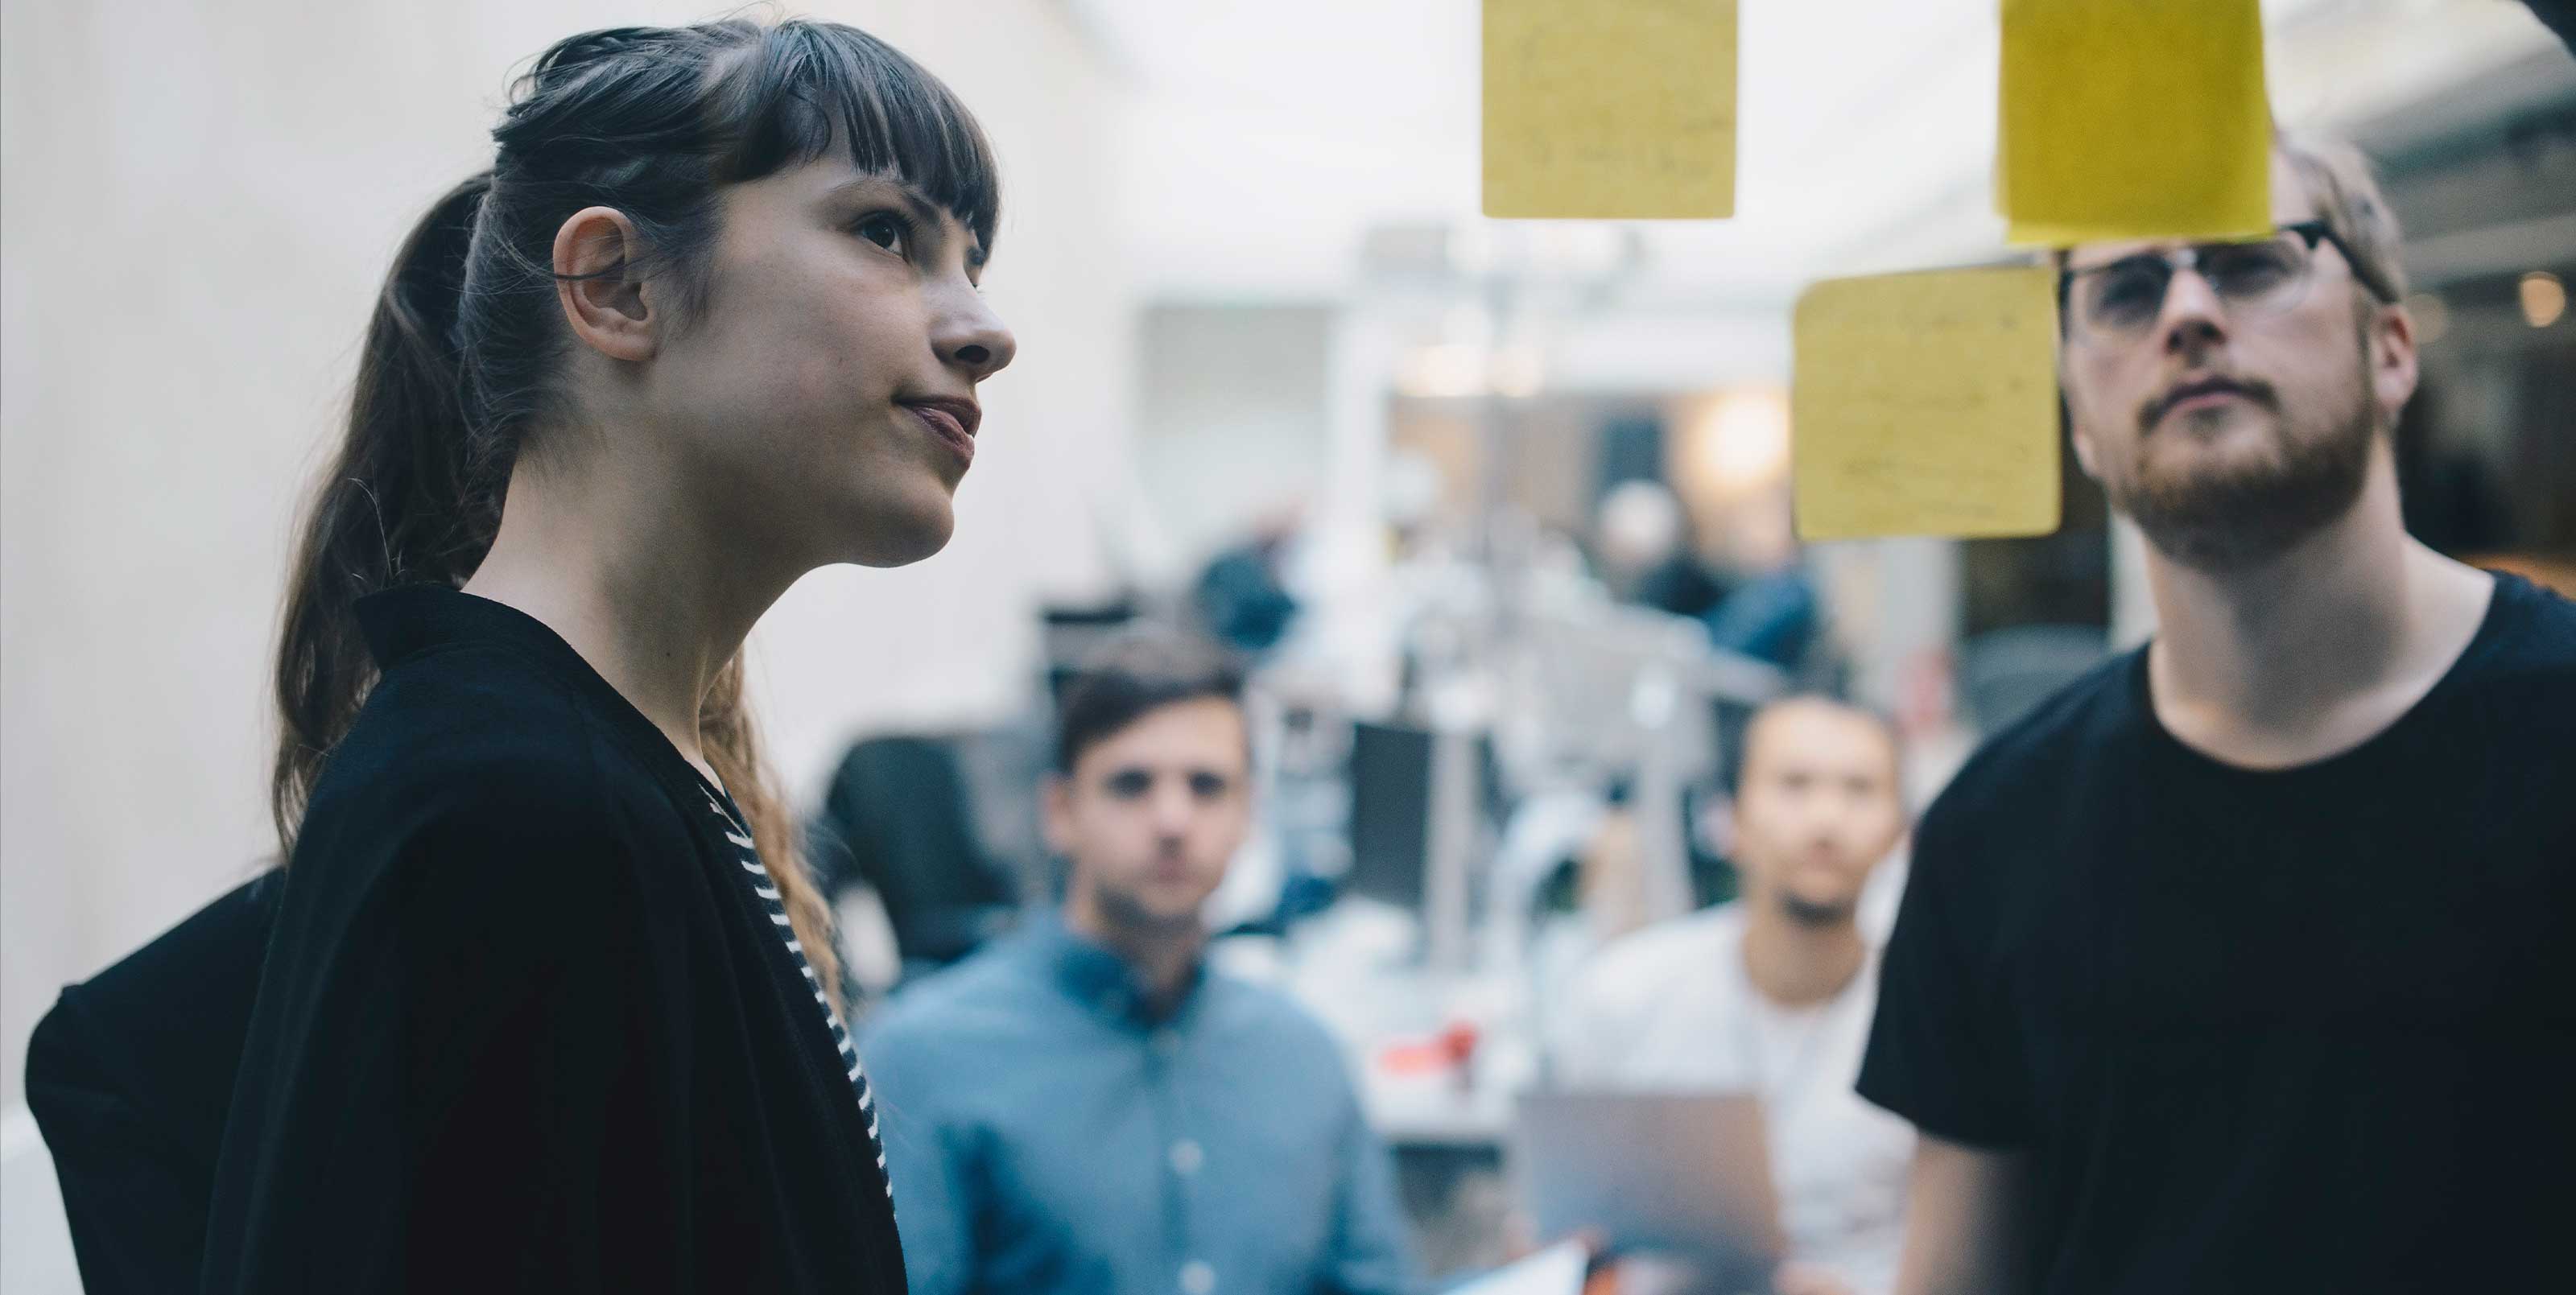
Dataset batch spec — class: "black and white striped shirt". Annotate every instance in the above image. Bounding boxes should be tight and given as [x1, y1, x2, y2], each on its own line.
[703, 789, 890, 1190]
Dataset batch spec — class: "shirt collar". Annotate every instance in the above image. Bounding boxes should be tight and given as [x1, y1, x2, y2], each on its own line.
[353, 584, 722, 806]
[356, 582, 598, 676]
[1018, 911, 1208, 1029]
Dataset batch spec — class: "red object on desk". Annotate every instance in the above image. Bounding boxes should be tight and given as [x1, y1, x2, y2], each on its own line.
[1377, 1021, 1481, 1075]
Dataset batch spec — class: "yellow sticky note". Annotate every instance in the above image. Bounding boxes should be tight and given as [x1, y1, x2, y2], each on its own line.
[1483, 0, 1736, 219]
[1999, 0, 2272, 245]
[1998, 98, 2132, 248]
[1792, 266, 2062, 541]
[1993, 98, 2098, 247]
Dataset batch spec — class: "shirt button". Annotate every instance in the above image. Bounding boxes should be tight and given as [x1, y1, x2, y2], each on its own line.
[1169, 1139, 1204, 1176]
[1179, 1260, 1216, 1295]
[1151, 1029, 1183, 1058]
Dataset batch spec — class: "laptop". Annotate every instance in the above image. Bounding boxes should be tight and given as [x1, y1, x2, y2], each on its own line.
[1512, 1091, 1787, 1289]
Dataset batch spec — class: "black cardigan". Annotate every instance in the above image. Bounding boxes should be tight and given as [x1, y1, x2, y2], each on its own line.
[27, 870, 281, 1295]
[200, 584, 906, 1294]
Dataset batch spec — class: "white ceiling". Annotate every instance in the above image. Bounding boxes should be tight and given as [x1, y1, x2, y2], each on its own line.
[1067, 0, 2569, 308]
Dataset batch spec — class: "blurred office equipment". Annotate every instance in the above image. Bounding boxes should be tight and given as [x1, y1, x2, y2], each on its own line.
[1513, 1091, 1785, 1292]
[1956, 625, 2112, 738]
[1442, 1240, 1587, 1295]
[1497, 601, 1783, 938]
[1280, 596, 1790, 1280]
[2360, 53, 2576, 573]
[1347, 720, 1495, 974]
[1345, 721, 1439, 913]
[1040, 599, 1145, 705]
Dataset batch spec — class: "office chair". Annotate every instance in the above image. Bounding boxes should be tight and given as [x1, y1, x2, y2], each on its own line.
[807, 735, 1023, 977]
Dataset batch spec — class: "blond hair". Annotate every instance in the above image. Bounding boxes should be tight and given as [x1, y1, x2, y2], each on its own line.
[2276, 130, 2408, 304]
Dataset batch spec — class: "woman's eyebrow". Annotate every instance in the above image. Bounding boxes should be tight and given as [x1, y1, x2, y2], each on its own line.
[828, 175, 984, 267]
[828, 175, 933, 219]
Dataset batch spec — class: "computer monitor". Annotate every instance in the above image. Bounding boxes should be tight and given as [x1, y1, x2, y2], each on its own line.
[1345, 720, 1435, 911]
[1344, 720, 1501, 970]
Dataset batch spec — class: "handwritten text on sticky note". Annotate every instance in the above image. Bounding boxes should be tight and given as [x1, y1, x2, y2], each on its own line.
[1793, 266, 2062, 541]
[1999, 0, 2271, 245]
[1483, 0, 1736, 219]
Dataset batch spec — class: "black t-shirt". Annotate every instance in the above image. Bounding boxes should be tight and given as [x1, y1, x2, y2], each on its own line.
[1857, 572, 2576, 1293]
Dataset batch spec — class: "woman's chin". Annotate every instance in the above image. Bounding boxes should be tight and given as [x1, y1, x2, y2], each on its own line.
[843, 498, 956, 568]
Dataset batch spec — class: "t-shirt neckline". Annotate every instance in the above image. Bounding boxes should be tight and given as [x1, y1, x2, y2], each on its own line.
[2132, 571, 2517, 782]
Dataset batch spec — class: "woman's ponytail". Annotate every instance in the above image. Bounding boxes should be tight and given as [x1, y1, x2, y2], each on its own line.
[270, 173, 497, 854]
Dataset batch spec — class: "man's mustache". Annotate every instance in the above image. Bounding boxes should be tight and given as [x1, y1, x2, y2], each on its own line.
[2138, 373, 2281, 431]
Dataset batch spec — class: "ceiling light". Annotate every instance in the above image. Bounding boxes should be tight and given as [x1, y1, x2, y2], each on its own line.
[2521, 272, 2566, 329]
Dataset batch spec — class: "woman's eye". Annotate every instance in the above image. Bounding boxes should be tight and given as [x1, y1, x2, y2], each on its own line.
[853, 212, 909, 254]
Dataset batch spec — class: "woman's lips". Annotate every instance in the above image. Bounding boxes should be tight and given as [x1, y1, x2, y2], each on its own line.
[905, 402, 974, 466]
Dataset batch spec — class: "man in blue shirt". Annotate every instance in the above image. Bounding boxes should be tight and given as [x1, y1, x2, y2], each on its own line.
[861, 629, 1418, 1295]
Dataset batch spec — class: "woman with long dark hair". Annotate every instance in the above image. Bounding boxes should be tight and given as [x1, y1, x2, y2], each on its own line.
[203, 17, 1013, 1293]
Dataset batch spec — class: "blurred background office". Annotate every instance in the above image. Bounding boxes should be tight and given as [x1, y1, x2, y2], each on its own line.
[5, 0, 2571, 1288]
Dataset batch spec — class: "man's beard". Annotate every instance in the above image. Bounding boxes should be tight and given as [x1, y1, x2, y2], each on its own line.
[1092, 872, 1206, 938]
[2110, 361, 2377, 573]
[1777, 891, 1856, 929]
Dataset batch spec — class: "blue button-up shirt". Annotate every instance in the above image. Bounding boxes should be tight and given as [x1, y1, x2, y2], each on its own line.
[860, 915, 1418, 1295]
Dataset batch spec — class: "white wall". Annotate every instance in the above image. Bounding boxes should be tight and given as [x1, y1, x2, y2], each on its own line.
[0, 0, 1131, 1111]
[1133, 304, 1333, 562]
[2, 1108, 78, 1293]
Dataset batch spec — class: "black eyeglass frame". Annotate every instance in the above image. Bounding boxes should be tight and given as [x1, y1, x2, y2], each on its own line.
[2055, 220, 2399, 336]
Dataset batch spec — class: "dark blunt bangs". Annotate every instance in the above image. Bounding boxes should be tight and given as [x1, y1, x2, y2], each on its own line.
[717, 20, 1002, 258]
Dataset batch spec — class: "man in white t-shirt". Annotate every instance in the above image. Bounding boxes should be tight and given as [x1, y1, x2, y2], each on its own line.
[1556, 697, 1915, 1295]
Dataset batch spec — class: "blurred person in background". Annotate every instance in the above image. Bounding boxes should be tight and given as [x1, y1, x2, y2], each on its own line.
[862, 629, 1417, 1295]
[1195, 500, 1307, 657]
[53, 19, 1018, 1295]
[1595, 477, 1825, 676]
[1594, 480, 1729, 622]
[1557, 697, 1914, 1295]
[1701, 489, 1826, 678]
[1860, 134, 2576, 1295]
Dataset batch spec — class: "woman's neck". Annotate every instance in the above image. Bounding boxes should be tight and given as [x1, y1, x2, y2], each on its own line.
[461, 456, 795, 775]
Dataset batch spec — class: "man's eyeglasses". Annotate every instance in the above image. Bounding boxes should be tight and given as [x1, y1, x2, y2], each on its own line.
[2058, 221, 2395, 340]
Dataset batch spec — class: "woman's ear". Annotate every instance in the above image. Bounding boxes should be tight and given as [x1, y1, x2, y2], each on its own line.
[553, 205, 658, 362]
